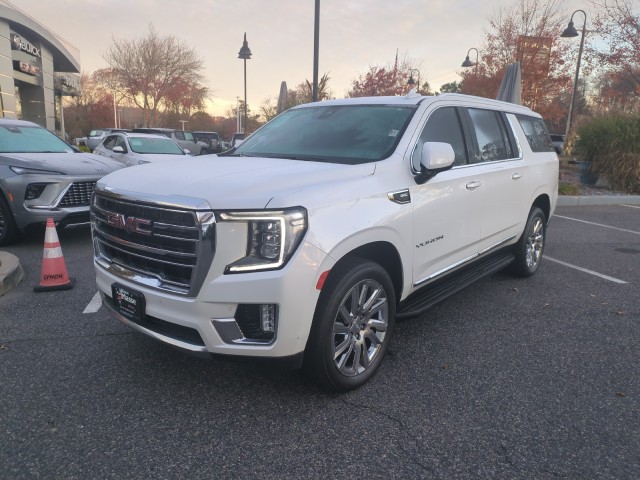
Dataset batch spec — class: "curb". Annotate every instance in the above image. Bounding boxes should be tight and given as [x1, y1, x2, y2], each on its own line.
[0, 251, 24, 296]
[557, 195, 640, 207]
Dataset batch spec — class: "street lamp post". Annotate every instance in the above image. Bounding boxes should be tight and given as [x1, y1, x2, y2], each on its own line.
[462, 48, 479, 75]
[561, 9, 587, 141]
[407, 69, 421, 93]
[237, 33, 252, 134]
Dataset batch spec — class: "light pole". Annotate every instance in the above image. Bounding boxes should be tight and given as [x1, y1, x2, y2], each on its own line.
[237, 33, 252, 134]
[236, 96, 240, 133]
[312, 0, 320, 102]
[561, 9, 587, 141]
[462, 48, 479, 75]
[407, 69, 421, 93]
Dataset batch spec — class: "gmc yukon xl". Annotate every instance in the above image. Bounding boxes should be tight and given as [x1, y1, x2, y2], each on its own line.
[91, 93, 558, 391]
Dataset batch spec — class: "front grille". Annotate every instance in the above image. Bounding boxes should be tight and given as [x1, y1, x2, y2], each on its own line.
[59, 182, 96, 207]
[91, 192, 215, 296]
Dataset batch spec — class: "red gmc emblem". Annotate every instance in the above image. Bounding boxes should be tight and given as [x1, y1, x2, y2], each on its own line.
[106, 213, 152, 235]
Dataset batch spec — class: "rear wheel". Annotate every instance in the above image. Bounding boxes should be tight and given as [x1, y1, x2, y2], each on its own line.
[0, 197, 18, 246]
[511, 207, 546, 277]
[305, 258, 396, 391]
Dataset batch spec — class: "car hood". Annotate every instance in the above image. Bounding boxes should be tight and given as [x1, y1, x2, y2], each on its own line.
[136, 154, 189, 163]
[97, 155, 376, 209]
[1, 152, 124, 175]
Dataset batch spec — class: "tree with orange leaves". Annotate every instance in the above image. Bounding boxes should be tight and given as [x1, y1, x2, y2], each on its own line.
[460, 0, 574, 132]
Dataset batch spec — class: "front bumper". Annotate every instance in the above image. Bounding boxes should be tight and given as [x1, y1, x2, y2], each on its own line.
[95, 239, 331, 359]
[3, 173, 97, 230]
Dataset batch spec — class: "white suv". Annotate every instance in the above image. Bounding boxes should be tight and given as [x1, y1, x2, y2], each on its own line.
[91, 93, 558, 391]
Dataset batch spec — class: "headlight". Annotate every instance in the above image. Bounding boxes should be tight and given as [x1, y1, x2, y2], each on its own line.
[220, 207, 307, 273]
[10, 166, 63, 175]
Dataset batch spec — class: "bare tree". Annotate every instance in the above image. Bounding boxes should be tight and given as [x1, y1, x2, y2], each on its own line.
[589, 0, 640, 96]
[103, 25, 209, 127]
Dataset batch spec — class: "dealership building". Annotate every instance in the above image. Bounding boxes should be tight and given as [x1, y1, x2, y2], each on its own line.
[0, 2, 80, 134]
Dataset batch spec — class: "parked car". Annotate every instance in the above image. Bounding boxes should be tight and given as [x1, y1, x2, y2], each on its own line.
[230, 132, 245, 148]
[192, 131, 221, 153]
[131, 128, 208, 155]
[549, 134, 565, 155]
[93, 132, 192, 167]
[91, 93, 558, 391]
[86, 128, 130, 151]
[0, 118, 124, 245]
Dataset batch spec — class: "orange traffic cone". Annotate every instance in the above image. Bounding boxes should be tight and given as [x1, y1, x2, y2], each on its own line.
[34, 218, 74, 292]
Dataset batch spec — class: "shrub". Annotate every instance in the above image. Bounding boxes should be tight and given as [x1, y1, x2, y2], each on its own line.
[574, 115, 640, 194]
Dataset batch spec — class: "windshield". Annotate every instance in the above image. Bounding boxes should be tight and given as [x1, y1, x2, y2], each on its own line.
[129, 137, 185, 155]
[0, 125, 74, 153]
[232, 104, 416, 164]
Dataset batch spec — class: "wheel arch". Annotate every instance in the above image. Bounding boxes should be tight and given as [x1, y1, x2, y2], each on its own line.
[325, 241, 404, 306]
[532, 193, 551, 223]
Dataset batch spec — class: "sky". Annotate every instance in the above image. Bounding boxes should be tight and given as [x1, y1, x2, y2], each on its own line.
[13, 0, 584, 117]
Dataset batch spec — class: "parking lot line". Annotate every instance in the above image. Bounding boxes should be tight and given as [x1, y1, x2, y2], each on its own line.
[83, 291, 103, 313]
[545, 256, 628, 284]
[621, 204, 640, 210]
[554, 215, 640, 235]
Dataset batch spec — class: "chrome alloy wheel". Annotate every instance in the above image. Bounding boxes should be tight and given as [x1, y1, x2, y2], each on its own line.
[525, 216, 544, 270]
[332, 279, 389, 377]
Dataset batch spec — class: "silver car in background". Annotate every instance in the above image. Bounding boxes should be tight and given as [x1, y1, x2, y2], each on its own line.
[93, 132, 192, 166]
[86, 128, 130, 151]
[0, 119, 124, 245]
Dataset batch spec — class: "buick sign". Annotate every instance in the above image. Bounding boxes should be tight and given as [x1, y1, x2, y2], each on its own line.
[11, 33, 41, 58]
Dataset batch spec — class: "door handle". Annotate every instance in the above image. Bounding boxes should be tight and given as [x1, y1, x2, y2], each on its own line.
[466, 181, 481, 191]
[512, 173, 523, 180]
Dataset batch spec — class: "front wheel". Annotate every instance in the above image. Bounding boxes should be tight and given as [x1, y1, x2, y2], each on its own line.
[511, 207, 546, 277]
[0, 197, 18, 246]
[305, 258, 396, 392]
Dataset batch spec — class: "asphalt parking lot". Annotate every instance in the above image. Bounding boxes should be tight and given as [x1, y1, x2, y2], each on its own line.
[1, 204, 638, 479]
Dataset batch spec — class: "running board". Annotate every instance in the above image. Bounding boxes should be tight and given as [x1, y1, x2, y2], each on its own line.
[397, 252, 515, 319]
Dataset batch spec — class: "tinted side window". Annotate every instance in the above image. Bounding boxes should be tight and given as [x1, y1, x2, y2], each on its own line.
[174, 131, 185, 140]
[412, 107, 468, 171]
[516, 115, 555, 153]
[467, 108, 514, 162]
[114, 136, 127, 151]
[102, 135, 117, 150]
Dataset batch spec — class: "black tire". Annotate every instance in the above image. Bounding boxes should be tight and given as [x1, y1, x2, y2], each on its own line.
[200, 148, 210, 155]
[0, 196, 18, 246]
[511, 207, 546, 277]
[305, 257, 396, 392]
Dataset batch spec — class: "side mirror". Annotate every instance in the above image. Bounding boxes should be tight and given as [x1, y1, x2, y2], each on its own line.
[183, 149, 191, 155]
[415, 142, 455, 184]
[113, 146, 126, 153]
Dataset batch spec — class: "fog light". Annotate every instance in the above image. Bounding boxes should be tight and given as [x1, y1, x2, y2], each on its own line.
[260, 304, 277, 333]
[25, 183, 47, 200]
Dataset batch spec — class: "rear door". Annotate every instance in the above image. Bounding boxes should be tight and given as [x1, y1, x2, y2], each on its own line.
[462, 107, 526, 254]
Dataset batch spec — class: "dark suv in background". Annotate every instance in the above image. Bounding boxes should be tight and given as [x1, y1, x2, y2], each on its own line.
[192, 131, 221, 153]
